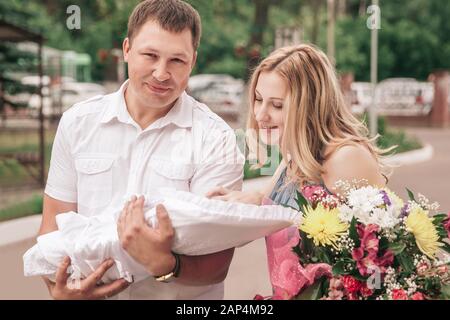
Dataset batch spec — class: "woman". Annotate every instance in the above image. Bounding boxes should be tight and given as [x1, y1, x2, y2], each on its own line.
[206, 44, 391, 298]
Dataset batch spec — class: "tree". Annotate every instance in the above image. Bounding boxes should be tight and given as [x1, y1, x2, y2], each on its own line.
[0, 1, 40, 111]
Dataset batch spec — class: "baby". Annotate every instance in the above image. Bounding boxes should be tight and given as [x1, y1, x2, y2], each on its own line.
[23, 188, 300, 284]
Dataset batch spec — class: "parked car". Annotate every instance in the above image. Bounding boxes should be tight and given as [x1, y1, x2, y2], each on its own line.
[197, 82, 244, 113]
[376, 78, 432, 115]
[28, 80, 106, 117]
[187, 74, 245, 120]
[60, 82, 106, 112]
[350, 82, 374, 114]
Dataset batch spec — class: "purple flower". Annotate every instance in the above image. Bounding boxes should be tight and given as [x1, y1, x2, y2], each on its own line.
[400, 203, 410, 218]
[444, 211, 450, 239]
[380, 190, 391, 206]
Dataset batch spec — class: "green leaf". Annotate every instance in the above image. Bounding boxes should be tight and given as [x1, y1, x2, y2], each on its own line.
[315, 247, 332, 264]
[295, 190, 309, 212]
[295, 278, 326, 300]
[396, 252, 414, 273]
[349, 270, 367, 281]
[441, 242, 450, 254]
[349, 217, 361, 248]
[441, 284, 450, 300]
[379, 237, 390, 251]
[388, 242, 406, 255]
[332, 261, 346, 276]
[299, 230, 314, 256]
[432, 214, 448, 224]
[406, 188, 416, 202]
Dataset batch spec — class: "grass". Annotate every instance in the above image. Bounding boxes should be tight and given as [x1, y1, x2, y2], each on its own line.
[0, 194, 43, 223]
[376, 117, 422, 155]
[0, 129, 54, 188]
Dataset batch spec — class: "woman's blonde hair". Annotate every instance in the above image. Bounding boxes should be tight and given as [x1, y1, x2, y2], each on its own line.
[246, 44, 391, 186]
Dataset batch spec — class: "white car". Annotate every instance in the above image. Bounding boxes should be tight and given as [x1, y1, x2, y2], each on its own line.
[60, 82, 106, 112]
[350, 82, 374, 114]
[187, 74, 245, 121]
[375, 78, 432, 115]
[28, 81, 106, 117]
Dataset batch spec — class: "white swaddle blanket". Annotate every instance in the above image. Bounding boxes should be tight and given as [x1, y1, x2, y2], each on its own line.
[23, 188, 301, 284]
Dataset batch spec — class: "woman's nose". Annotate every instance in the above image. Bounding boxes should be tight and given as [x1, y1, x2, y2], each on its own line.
[255, 105, 270, 122]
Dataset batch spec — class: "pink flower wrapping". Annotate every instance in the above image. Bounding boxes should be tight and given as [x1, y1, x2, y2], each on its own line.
[264, 195, 333, 300]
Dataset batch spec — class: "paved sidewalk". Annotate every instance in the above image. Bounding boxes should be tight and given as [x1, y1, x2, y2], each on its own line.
[386, 128, 450, 211]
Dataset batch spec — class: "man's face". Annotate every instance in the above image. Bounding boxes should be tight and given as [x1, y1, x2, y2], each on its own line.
[123, 20, 196, 110]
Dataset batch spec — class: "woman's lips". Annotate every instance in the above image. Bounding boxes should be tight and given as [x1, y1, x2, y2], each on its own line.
[259, 125, 278, 131]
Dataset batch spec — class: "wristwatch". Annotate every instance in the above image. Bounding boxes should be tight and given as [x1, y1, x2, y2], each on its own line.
[154, 252, 181, 283]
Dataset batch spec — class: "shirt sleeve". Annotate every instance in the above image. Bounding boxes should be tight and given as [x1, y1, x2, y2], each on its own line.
[44, 114, 77, 203]
[190, 126, 244, 196]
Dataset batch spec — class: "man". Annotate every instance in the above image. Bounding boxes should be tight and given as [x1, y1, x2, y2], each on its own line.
[39, 0, 244, 300]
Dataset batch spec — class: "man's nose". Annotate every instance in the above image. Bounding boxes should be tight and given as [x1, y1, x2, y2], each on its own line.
[152, 60, 170, 82]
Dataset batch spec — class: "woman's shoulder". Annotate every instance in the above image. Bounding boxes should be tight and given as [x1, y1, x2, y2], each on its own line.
[324, 143, 376, 166]
[322, 143, 385, 191]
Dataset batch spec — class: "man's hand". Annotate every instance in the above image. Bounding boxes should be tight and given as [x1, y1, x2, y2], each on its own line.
[117, 196, 176, 277]
[44, 256, 129, 300]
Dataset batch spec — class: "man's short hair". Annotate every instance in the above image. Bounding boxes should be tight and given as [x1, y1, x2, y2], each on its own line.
[127, 0, 202, 51]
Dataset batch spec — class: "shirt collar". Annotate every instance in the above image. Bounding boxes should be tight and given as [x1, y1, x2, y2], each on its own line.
[100, 80, 130, 124]
[101, 80, 192, 129]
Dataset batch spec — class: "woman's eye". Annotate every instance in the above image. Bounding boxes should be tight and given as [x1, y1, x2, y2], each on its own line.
[273, 103, 283, 109]
[255, 97, 262, 102]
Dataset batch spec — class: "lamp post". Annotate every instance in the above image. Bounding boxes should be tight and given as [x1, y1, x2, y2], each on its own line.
[327, 0, 335, 63]
[369, 0, 379, 137]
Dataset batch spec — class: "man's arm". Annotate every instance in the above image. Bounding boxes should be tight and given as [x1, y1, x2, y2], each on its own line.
[39, 113, 129, 299]
[38, 195, 77, 236]
[175, 248, 234, 286]
[117, 198, 234, 285]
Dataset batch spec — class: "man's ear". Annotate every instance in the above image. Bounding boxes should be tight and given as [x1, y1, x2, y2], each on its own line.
[191, 51, 197, 71]
[123, 38, 130, 63]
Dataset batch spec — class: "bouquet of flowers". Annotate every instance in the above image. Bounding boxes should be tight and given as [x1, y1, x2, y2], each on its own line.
[258, 181, 450, 300]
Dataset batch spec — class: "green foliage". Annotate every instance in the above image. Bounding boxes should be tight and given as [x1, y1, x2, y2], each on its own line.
[406, 188, 416, 202]
[295, 278, 323, 300]
[375, 117, 422, 154]
[388, 242, 406, 255]
[0, 194, 43, 222]
[3, 0, 450, 82]
[349, 217, 361, 248]
[295, 190, 309, 213]
[396, 252, 414, 273]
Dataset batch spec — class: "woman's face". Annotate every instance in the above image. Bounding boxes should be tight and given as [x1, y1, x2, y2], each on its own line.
[253, 71, 287, 145]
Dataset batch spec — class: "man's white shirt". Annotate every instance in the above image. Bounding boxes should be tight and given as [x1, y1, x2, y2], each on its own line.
[45, 80, 244, 299]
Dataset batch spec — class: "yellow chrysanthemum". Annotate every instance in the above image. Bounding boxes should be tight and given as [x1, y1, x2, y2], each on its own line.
[384, 188, 404, 209]
[405, 206, 443, 259]
[299, 203, 349, 249]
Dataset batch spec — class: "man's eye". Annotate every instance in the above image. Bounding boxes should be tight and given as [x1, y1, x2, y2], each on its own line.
[144, 53, 157, 58]
[172, 58, 185, 64]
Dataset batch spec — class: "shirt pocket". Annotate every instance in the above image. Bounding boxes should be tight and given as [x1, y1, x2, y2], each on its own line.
[148, 157, 194, 190]
[75, 155, 115, 210]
